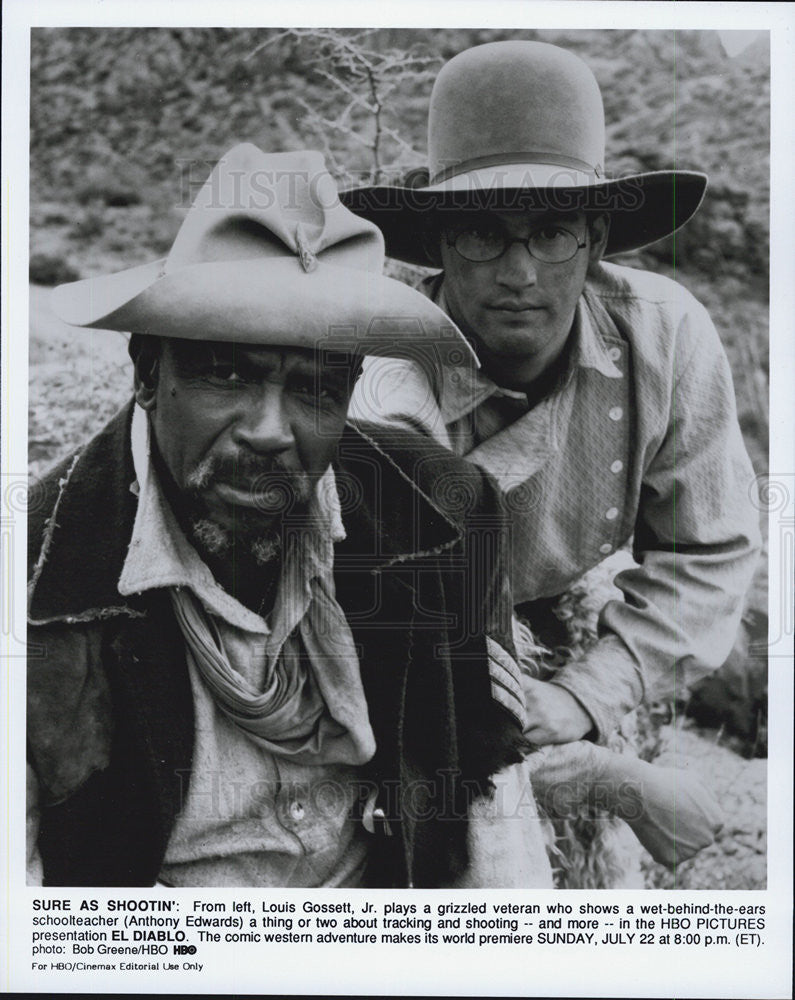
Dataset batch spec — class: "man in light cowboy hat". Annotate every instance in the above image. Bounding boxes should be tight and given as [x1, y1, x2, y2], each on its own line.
[344, 41, 760, 875]
[27, 142, 560, 888]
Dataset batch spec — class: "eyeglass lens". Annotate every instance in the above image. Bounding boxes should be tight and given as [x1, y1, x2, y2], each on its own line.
[453, 226, 583, 263]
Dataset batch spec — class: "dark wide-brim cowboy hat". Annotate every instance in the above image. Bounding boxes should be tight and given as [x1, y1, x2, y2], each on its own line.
[51, 144, 475, 367]
[340, 40, 708, 267]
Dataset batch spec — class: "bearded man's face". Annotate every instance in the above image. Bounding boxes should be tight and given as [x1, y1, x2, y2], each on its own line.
[134, 338, 358, 563]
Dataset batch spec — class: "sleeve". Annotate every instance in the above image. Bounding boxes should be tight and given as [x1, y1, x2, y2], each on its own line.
[27, 763, 44, 886]
[463, 470, 529, 732]
[451, 760, 554, 888]
[348, 355, 453, 448]
[548, 299, 762, 740]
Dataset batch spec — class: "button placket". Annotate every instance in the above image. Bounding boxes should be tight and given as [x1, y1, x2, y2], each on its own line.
[602, 340, 624, 377]
[597, 387, 629, 560]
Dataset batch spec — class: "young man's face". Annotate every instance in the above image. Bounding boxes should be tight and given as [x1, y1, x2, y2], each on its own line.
[439, 208, 607, 385]
[135, 338, 358, 560]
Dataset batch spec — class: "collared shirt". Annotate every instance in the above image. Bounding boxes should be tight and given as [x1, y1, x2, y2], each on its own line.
[350, 261, 761, 741]
[119, 404, 373, 887]
[26, 404, 555, 888]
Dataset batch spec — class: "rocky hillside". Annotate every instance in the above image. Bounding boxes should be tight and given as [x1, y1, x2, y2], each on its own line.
[28, 28, 770, 752]
[29, 27, 769, 448]
[30, 28, 769, 286]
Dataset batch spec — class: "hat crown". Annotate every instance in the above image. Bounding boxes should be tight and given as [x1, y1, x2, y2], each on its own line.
[50, 142, 475, 366]
[428, 41, 606, 183]
[167, 144, 385, 274]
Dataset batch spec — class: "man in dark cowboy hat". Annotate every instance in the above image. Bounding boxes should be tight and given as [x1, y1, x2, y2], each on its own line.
[344, 41, 760, 873]
[27, 143, 556, 888]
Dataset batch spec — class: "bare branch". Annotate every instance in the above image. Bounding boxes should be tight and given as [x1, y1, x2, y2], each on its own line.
[254, 28, 439, 184]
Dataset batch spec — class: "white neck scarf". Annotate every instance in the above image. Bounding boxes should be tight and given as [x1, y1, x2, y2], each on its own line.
[123, 404, 376, 766]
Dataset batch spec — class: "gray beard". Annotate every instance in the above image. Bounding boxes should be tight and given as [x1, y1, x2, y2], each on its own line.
[185, 454, 315, 567]
[190, 517, 282, 567]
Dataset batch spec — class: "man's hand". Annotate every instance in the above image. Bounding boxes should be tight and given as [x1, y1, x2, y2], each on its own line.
[522, 678, 594, 744]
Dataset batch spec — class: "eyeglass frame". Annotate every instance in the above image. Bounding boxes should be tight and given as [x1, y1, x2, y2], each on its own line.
[444, 221, 589, 265]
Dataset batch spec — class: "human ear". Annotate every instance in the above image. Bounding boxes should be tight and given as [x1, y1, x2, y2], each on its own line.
[587, 213, 610, 266]
[421, 215, 443, 268]
[132, 342, 161, 411]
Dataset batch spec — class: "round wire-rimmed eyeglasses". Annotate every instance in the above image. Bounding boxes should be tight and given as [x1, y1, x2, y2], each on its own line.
[447, 226, 588, 264]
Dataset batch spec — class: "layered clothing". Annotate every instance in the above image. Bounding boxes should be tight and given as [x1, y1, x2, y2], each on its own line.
[27, 403, 538, 887]
[350, 261, 761, 739]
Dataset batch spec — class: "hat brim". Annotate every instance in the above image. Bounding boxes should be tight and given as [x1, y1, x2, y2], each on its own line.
[339, 169, 708, 266]
[51, 257, 477, 367]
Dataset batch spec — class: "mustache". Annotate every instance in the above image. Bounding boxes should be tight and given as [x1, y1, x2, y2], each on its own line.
[186, 453, 314, 512]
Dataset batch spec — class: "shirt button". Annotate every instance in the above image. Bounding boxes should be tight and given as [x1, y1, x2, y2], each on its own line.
[608, 406, 623, 421]
[610, 460, 623, 474]
[288, 801, 305, 821]
[599, 543, 613, 555]
[608, 346, 622, 361]
[605, 507, 619, 521]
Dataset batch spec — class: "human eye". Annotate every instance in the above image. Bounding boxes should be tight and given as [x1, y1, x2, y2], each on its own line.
[202, 357, 257, 387]
[465, 222, 502, 243]
[292, 373, 348, 408]
[290, 377, 331, 404]
[453, 222, 504, 260]
[203, 363, 240, 385]
[535, 225, 572, 244]
[528, 224, 580, 262]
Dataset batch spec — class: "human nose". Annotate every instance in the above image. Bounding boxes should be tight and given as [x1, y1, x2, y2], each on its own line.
[496, 239, 538, 288]
[231, 384, 294, 454]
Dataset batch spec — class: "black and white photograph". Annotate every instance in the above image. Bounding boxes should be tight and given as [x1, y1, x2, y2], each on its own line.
[3, 2, 793, 997]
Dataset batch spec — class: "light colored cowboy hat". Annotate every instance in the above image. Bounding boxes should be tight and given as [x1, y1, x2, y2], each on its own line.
[340, 40, 708, 265]
[51, 143, 474, 365]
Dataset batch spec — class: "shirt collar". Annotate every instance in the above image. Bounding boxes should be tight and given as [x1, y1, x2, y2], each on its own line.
[426, 273, 623, 424]
[575, 284, 625, 379]
[28, 404, 463, 627]
[118, 404, 345, 634]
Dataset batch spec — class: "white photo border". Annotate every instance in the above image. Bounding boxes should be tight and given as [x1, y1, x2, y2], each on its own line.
[2, 2, 793, 997]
